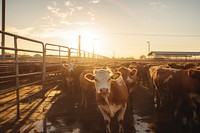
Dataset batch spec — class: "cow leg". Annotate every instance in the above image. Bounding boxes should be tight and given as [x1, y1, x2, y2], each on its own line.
[174, 96, 183, 117]
[67, 76, 74, 94]
[154, 88, 159, 109]
[189, 93, 199, 124]
[98, 105, 111, 133]
[66, 77, 70, 93]
[70, 78, 74, 94]
[81, 89, 87, 108]
[117, 104, 127, 133]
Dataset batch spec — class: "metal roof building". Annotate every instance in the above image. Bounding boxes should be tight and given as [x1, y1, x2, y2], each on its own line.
[147, 51, 200, 60]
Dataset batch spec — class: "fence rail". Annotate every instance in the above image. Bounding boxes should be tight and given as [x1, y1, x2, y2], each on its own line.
[0, 30, 109, 123]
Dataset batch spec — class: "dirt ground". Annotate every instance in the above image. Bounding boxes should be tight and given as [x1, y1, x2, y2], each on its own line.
[2, 83, 200, 133]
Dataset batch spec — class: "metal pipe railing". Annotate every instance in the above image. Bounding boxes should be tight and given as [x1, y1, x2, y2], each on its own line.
[0, 31, 45, 120]
[0, 30, 110, 124]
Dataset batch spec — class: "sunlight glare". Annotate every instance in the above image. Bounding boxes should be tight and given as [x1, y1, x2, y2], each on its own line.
[57, 28, 109, 57]
[76, 28, 103, 54]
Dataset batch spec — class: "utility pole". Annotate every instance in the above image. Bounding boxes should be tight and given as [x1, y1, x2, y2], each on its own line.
[1, 0, 6, 59]
[78, 35, 81, 57]
[93, 39, 97, 58]
[147, 41, 150, 54]
[112, 50, 115, 59]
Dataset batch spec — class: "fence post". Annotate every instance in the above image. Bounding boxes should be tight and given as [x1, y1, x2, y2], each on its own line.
[42, 43, 46, 99]
[14, 37, 20, 119]
[68, 48, 71, 63]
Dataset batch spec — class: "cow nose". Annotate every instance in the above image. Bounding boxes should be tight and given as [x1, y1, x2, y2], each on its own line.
[100, 88, 109, 93]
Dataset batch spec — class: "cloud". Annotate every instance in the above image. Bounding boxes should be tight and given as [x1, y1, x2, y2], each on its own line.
[60, 21, 74, 25]
[76, 6, 83, 10]
[149, 2, 167, 10]
[60, 21, 91, 25]
[6, 25, 65, 40]
[44, 1, 97, 26]
[89, 0, 101, 4]
[47, 3, 68, 19]
[7, 26, 34, 36]
[33, 30, 67, 39]
[65, 1, 74, 6]
[74, 21, 91, 25]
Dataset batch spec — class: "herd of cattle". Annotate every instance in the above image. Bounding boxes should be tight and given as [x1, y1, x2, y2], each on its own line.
[61, 61, 200, 133]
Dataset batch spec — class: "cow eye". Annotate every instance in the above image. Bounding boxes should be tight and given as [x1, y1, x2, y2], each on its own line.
[108, 78, 111, 81]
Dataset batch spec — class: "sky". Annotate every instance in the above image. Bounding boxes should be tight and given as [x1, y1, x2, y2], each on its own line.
[1, 0, 200, 59]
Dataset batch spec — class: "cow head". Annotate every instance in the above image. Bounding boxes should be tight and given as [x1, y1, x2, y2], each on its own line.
[126, 68, 137, 84]
[188, 69, 200, 81]
[84, 69, 121, 96]
[62, 63, 77, 73]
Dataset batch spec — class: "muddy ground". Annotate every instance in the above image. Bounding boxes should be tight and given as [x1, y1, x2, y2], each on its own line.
[3, 83, 200, 133]
[43, 83, 200, 133]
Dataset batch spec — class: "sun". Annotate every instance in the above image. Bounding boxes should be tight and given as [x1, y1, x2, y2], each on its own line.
[78, 29, 99, 54]
[61, 28, 109, 57]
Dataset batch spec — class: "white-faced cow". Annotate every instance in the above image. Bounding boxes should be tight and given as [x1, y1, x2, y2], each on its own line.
[84, 68, 129, 133]
[62, 62, 77, 94]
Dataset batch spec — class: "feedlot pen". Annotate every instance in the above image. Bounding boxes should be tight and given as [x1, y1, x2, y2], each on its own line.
[0, 31, 109, 132]
[1, 31, 200, 133]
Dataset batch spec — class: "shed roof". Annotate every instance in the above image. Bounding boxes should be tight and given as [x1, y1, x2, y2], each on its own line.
[148, 51, 200, 57]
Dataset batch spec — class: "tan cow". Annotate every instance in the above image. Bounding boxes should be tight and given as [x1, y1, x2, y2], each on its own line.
[84, 68, 129, 133]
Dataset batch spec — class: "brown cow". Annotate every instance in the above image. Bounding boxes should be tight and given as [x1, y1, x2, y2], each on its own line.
[84, 68, 129, 133]
[151, 67, 200, 125]
[62, 63, 77, 94]
[147, 65, 165, 101]
[189, 68, 200, 81]
[136, 63, 153, 85]
[79, 69, 95, 108]
[116, 66, 137, 94]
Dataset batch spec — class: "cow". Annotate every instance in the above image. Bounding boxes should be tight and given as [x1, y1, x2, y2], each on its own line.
[79, 69, 95, 108]
[116, 66, 137, 94]
[151, 67, 200, 125]
[73, 65, 88, 90]
[84, 68, 129, 133]
[62, 62, 77, 94]
[147, 65, 165, 104]
[136, 63, 151, 85]
[168, 63, 196, 70]
[189, 68, 200, 81]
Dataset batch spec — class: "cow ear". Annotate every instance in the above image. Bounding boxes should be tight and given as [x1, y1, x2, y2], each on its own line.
[111, 72, 121, 80]
[73, 64, 77, 68]
[190, 93, 200, 103]
[189, 69, 195, 79]
[62, 64, 68, 68]
[130, 69, 137, 75]
[114, 68, 118, 72]
[84, 73, 95, 82]
[93, 69, 97, 74]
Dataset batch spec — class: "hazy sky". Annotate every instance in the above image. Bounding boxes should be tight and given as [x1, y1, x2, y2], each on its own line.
[1, 0, 200, 58]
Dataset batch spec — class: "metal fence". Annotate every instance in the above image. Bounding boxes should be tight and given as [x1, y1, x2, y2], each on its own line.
[0, 30, 109, 123]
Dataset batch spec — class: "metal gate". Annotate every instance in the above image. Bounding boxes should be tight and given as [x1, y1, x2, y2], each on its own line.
[0, 31, 45, 123]
[0, 30, 109, 126]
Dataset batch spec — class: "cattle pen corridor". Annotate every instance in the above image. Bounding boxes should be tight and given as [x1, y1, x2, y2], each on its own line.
[1, 60, 200, 133]
[1, 30, 200, 133]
